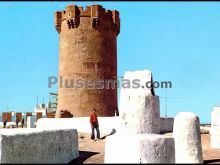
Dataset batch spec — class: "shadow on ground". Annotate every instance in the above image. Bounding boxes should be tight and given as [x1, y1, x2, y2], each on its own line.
[100, 128, 116, 140]
[69, 151, 99, 164]
[204, 159, 220, 164]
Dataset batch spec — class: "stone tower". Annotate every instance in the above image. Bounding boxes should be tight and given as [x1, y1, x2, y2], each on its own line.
[54, 4, 120, 117]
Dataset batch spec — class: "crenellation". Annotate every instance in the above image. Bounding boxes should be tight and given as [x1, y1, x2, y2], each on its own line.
[65, 5, 80, 19]
[55, 11, 62, 33]
[65, 5, 80, 29]
[105, 10, 113, 19]
[61, 11, 65, 21]
[78, 6, 83, 12]
[80, 6, 91, 17]
[91, 5, 104, 28]
[91, 5, 103, 18]
[54, 4, 120, 35]
[112, 10, 120, 35]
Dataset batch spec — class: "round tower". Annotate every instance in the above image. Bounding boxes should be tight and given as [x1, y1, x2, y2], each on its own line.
[54, 4, 120, 117]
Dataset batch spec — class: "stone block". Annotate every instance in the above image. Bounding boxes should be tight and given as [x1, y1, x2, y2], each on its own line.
[160, 117, 174, 134]
[121, 95, 160, 134]
[0, 129, 78, 163]
[119, 69, 155, 119]
[173, 112, 203, 163]
[210, 107, 220, 148]
[211, 107, 220, 127]
[27, 116, 35, 128]
[104, 134, 175, 163]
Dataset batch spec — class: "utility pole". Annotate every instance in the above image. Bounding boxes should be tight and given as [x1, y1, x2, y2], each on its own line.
[36, 96, 39, 108]
[160, 89, 172, 118]
[4, 105, 13, 112]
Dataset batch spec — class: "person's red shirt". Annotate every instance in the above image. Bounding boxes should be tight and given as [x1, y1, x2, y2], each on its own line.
[90, 112, 98, 124]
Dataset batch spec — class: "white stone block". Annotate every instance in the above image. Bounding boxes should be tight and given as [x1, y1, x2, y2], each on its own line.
[119, 69, 155, 120]
[27, 116, 35, 128]
[0, 129, 78, 163]
[160, 117, 174, 134]
[211, 107, 220, 127]
[173, 112, 203, 163]
[210, 106, 220, 148]
[105, 134, 175, 163]
[121, 95, 160, 134]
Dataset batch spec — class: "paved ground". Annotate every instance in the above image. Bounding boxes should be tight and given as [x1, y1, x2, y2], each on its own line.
[70, 133, 220, 164]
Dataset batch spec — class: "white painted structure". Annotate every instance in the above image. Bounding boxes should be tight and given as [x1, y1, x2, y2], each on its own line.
[27, 116, 35, 128]
[211, 106, 220, 148]
[121, 95, 160, 134]
[160, 117, 174, 133]
[105, 69, 175, 163]
[0, 122, 22, 128]
[105, 134, 175, 163]
[173, 112, 203, 163]
[34, 104, 48, 116]
[37, 117, 125, 135]
[119, 69, 160, 134]
[119, 69, 154, 120]
[0, 128, 79, 163]
[37, 116, 173, 135]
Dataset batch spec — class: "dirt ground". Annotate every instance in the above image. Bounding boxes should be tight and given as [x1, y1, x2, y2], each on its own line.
[202, 134, 220, 164]
[70, 133, 106, 164]
[70, 133, 220, 164]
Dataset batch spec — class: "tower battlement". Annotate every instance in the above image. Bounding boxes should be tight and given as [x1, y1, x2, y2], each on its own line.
[55, 4, 120, 35]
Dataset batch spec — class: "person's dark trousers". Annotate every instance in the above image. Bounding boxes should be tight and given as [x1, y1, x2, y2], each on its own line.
[91, 125, 100, 140]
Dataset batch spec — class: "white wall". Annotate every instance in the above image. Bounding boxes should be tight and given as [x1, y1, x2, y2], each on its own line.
[37, 117, 125, 135]
[37, 117, 174, 135]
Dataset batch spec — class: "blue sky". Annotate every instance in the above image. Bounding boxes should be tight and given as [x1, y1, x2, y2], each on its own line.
[0, 2, 220, 123]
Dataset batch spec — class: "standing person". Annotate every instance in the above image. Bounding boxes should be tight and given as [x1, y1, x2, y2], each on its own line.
[15, 118, 19, 128]
[90, 108, 100, 141]
[21, 118, 24, 128]
[3, 119, 7, 128]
